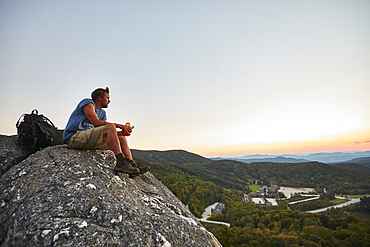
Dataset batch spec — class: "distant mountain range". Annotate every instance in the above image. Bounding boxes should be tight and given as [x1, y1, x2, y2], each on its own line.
[212, 150, 370, 164]
[130, 149, 370, 193]
[234, 156, 310, 163]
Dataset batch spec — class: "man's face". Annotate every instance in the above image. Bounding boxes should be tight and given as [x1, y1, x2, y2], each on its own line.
[100, 93, 110, 108]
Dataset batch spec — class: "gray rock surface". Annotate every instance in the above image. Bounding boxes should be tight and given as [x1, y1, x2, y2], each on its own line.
[0, 136, 221, 246]
[0, 135, 32, 177]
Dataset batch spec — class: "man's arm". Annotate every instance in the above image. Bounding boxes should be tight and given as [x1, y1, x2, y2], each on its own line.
[82, 103, 106, 127]
[82, 103, 132, 134]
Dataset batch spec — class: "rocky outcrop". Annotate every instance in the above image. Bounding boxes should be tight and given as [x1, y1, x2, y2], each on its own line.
[0, 136, 221, 246]
[0, 135, 33, 177]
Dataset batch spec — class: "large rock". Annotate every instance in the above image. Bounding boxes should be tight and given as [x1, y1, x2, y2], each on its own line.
[0, 139, 221, 246]
[0, 135, 33, 177]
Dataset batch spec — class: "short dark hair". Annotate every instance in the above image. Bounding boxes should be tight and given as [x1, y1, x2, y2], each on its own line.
[91, 87, 109, 101]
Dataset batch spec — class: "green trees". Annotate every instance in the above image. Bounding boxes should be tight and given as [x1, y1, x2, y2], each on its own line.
[147, 159, 242, 218]
[207, 205, 370, 246]
[133, 150, 370, 246]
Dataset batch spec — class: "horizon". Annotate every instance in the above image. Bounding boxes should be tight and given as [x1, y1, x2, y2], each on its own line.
[206, 149, 370, 158]
[1, 1, 369, 157]
[1, 132, 369, 159]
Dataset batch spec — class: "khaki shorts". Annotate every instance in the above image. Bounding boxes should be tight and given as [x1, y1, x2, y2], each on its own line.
[67, 126, 108, 150]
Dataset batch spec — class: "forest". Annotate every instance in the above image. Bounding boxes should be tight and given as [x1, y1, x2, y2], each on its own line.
[132, 149, 370, 246]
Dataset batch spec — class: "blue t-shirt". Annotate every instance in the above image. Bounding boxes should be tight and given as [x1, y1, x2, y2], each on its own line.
[63, 98, 107, 143]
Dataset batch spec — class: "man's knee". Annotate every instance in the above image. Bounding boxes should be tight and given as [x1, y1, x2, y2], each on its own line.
[104, 123, 116, 133]
[118, 135, 127, 142]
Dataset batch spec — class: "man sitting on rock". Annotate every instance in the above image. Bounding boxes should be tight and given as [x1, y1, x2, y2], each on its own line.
[63, 87, 149, 177]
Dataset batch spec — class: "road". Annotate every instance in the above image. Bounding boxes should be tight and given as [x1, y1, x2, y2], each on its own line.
[307, 196, 361, 213]
[199, 202, 230, 227]
[289, 195, 320, 205]
[198, 196, 362, 225]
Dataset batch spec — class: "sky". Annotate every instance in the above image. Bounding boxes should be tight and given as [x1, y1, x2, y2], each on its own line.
[1, 0, 369, 157]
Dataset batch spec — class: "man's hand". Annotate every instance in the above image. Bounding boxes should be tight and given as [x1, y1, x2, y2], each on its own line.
[116, 124, 133, 136]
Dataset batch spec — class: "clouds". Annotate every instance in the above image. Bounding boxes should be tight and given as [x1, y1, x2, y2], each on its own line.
[353, 141, 370, 145]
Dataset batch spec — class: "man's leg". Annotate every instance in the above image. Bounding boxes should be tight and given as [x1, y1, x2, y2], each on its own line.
[103, 123, 122, 155]
[104, 123, 132, 160]
[117, 130, 149, 177]
[118, 135, 133, 160]
[104, 123, 138, 174]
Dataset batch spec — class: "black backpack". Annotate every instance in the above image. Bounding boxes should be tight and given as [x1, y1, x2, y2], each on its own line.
[16, 109, 64, 152]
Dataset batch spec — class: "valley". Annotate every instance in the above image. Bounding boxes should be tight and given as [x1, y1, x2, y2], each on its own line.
[132, 149, 370, 246]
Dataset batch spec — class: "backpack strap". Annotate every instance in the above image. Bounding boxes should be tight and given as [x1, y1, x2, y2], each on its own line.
[41, 115, 56, 128]
[15, 113, 26, 129]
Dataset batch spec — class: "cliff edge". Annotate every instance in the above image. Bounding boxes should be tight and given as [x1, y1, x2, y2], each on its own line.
[0, 135, 221, 246]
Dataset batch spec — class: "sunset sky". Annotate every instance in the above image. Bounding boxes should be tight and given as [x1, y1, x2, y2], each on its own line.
[1, 1, 369, 157]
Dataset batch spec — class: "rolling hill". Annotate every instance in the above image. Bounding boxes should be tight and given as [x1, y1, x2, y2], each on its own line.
[129, 149, 370, 247]
[132, 149, 211, 164]
[132, 149, 370, 194]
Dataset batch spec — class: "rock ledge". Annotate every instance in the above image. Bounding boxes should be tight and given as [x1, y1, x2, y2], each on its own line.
[0, 137, 221, 246]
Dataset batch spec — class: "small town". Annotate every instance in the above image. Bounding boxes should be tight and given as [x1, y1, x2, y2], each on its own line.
[244, 184, 317, 207]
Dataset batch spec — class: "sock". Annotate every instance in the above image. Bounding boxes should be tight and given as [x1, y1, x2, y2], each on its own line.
[115, 153, 124, 161]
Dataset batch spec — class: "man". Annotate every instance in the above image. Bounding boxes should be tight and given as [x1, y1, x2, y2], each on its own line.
[63, 87, 148, 177]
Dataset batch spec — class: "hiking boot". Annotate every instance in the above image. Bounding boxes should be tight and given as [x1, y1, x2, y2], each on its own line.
[130, 160, 150, 173]
[128, 160, 150, 178]
[114, 158, 139, 174]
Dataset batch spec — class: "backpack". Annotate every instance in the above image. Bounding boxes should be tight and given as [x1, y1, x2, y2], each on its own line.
[16, 109, 64, 152]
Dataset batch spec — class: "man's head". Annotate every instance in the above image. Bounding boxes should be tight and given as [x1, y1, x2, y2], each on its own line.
[91, 87, 110, 108]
